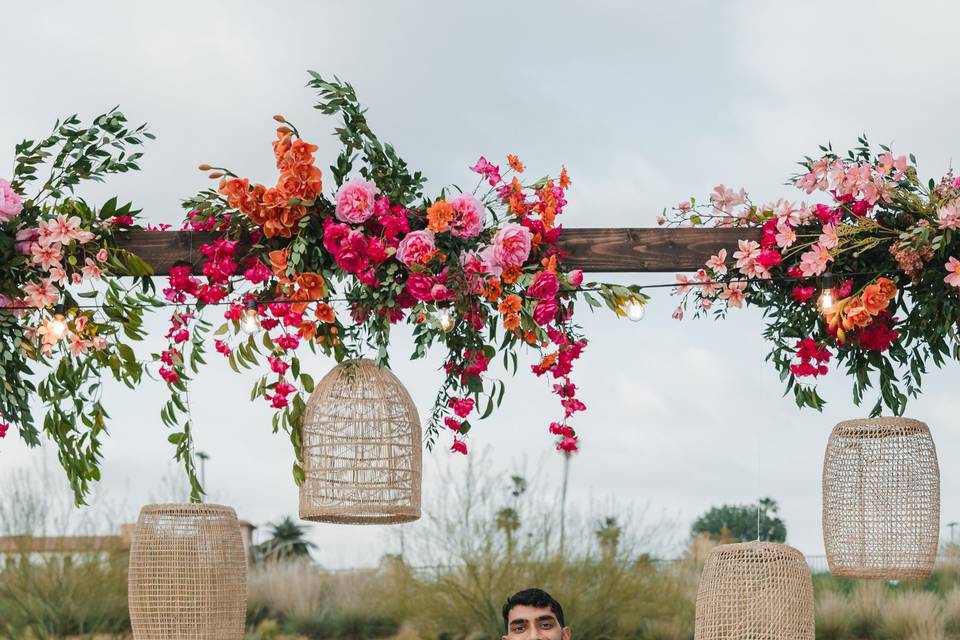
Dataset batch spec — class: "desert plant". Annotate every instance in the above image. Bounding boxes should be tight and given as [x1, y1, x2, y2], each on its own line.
[880, 591, 944, 640]
[851, 580, 887, 638]
[816, 590, 852, 640]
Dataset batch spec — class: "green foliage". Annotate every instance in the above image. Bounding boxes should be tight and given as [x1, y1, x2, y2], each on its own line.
[690, 497, 787, 543]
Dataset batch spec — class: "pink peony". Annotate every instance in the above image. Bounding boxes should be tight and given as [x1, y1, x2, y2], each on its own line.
[334, 179, 379, 224]
[491, 223, 533, 269]
[396, 230, 436, 267]
[0, 179, 22, 223]
[15, 227, 39, 254]
[533, 300, 558, 326]
[406, 273, 435, 302]
[448, 193, 484, 239]
[527, 271, 559, 300]
[568, 269, 583, 287]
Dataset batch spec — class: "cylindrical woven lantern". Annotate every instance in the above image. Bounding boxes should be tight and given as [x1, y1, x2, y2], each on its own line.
[128, 503, 247, 640]
[300, 358, 422, 524]
[695, 542, 814, 640]
[822, 417, 940, 580]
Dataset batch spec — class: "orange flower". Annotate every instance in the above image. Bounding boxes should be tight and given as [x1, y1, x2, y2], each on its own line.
[541, 255, 558, 274]
[861, 283, 889, 316]
[218, 177, 249, 209]
[842, 300, 873, 330]
[295, 272, 325, 297]
[499, 294, 522, 315]
[286, 139, 319, 167]
[484, 278, 502, 303]
[503, 313, 521, 331]
[501, 266, 522, 285]
[523, 329, 538, 345]
[297, 321, 317, 341]
[876, 277, 897, 301]
[272, 129, 293, 165]
[427, 199, 454, 233]
[238, 183, 266, 216]
[559, 166, 571, 189]
[268, 249, 289, 278]
[507, 154, 525, 173]
[510, 177, 523, 194]
[537, 352, 558, 369]
[315, 303, 336, 324]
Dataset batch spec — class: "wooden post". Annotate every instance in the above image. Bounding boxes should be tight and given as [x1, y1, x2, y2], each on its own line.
[115, 228, 760, 275]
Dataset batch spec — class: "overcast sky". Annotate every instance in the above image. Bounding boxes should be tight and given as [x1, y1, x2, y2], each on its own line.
[3, 0, 960, 567]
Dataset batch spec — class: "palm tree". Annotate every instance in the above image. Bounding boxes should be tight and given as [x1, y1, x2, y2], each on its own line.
[256, 516, 316, 563]
[595, 516, 622, 562]
[496, 507, 521, 555]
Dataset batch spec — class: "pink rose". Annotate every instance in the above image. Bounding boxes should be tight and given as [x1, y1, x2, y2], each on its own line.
[448, 193, 484, 239]
[96, 248, 108, 262]
[478, 246, 503, 277]
[406, 273, 435, 301]
[533, 300, 558, 326]
[430, 283, 450, 301]
[15, 227, 38, 255]
[527, 271, 559, 301]
[491, 223, 533, 269]
[568, 269, 583, 287]
[0, 179, 22, 223]
[334, 179, 379, 224]
[396, 230, 436, 267]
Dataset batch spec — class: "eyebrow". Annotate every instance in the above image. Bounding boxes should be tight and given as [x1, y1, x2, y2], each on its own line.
[510, 615, 558, 626]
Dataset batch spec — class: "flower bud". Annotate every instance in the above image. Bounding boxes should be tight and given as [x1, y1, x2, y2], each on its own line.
[197, 163, 212, 171]
[208, 171, 224, 179]
[273, 114, 286, 123]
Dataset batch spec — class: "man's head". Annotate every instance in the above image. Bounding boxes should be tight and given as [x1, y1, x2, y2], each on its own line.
[501, 588, 570, 639]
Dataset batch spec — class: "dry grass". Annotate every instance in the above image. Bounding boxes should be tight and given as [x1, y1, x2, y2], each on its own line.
[880, 591, 944, 640]
[816, 590, 852, 640]
[943, 588, 960, 634]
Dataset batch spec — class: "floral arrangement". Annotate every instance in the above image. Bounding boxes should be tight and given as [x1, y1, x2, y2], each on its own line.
[0, 110, 158, 501]
[665, 138, 960, 415]
[0, 75, 643, 503]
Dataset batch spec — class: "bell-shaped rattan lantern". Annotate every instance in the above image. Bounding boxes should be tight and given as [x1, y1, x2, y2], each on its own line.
[128, 503, 247, 640]
[822, 417, 940, 580]
[300, 358, 422, 524]
[695, 542, 814, 640]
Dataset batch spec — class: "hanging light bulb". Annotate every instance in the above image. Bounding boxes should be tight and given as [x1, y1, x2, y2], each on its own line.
[818, 272, 837, 313]
[624, 297, 645, 322]
[436, 306, 455, 333]
[241, 299, 261, 335]
[48, 305, 68, 342]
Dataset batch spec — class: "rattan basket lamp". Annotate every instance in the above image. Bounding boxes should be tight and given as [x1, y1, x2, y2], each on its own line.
[695, 541, 814, 640]
[299, 358, 422, 524]
[128, 503, 247, 640]
[822, 417, 940, 580]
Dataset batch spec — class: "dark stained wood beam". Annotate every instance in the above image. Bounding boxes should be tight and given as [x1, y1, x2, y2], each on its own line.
[114, 228, 761, 275]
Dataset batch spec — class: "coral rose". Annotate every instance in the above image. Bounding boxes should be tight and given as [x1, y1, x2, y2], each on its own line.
[335, 179, 378, 224]
[396, 230, 436, 267]
[861, 283, 890, 316]
[491, 224, 533, 270]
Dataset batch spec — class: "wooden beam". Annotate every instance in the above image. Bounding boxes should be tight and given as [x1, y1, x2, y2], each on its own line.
[116, 228, 761, 275]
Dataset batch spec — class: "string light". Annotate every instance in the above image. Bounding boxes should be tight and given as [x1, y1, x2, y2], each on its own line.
[818, 272, 837, 313]
[435, 306, 455, 333]
[47, 305, 68, 342]
[624, 297, 646, 322]
[240, 299, 261, 335]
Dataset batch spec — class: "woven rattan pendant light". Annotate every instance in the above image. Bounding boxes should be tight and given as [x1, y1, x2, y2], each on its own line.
[695, 541, 814, 640]
[822, 417, 940, 580]
[299, 358, 422, 524]
[128, 503, 247, 640]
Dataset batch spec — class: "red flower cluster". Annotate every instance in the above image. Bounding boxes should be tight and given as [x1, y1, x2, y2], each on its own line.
[790, 338, 831, 378]
[855, 310, 899, 352]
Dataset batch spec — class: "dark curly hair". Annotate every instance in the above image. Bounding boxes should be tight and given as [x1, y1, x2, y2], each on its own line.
[501, 588, 565, 631]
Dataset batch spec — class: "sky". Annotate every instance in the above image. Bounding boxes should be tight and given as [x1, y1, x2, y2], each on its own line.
[3, 0, 960, 568]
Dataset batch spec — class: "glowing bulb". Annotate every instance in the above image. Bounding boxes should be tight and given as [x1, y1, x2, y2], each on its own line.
[436, 307, 455, 333]
[48, 314, 68, 341]
[241, 301, 261, 335]
[818, 289, 835, 312]
[624, 298, 645, 322]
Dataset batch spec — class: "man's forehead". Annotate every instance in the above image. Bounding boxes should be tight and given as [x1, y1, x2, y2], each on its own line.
[508, 604, 558, 621]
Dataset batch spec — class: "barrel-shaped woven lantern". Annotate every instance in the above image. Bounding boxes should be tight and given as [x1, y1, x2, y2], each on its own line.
[128, 503, 247, 640]
[695, 542, 814, 640]
[300, 358, 422, 524]
[822, 417, 940, 580]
